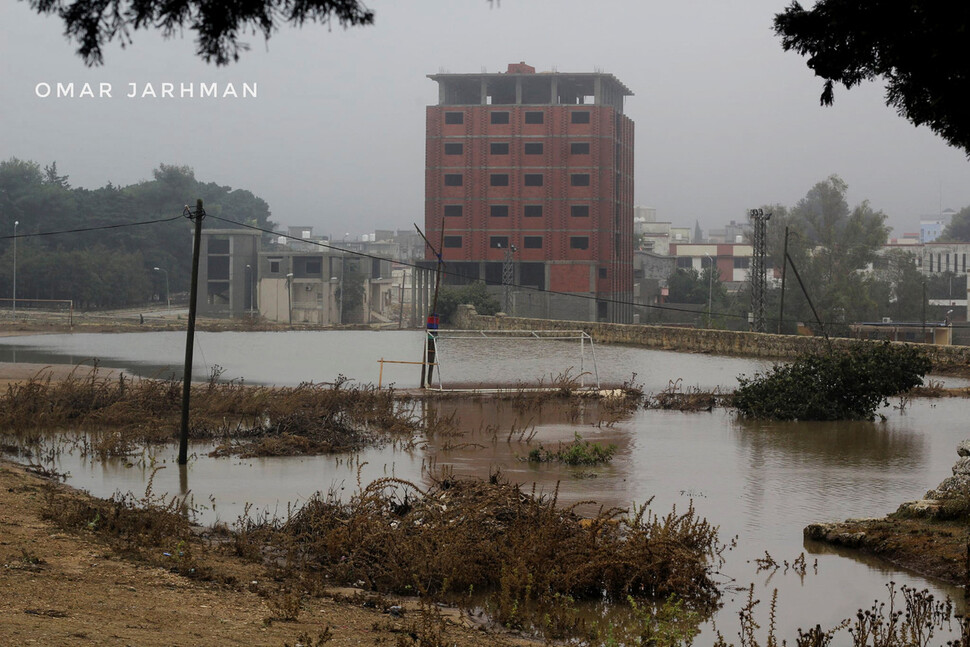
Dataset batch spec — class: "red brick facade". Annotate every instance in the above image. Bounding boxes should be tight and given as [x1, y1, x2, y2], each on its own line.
[425, 67, 634, 322]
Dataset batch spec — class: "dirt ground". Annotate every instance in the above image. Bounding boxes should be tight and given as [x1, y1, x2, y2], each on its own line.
[805, 516, 970, 587]
[0, 460, 532, 647]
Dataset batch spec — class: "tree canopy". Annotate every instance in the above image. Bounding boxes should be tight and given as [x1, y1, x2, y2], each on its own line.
[24, 0, 374, 65]
[0, 158, 275, 308]
[774, 2, 970, 154]
[763, 175, 891, 332]
[939, 206, 970, 242]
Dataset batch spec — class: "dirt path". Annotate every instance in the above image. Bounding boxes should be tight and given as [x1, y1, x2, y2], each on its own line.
[0, 461, 525, 647]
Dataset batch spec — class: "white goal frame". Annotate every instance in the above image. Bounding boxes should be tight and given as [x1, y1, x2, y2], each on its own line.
[427, 329, 600, 392]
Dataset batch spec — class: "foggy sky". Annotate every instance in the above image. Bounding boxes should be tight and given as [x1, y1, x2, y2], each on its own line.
[1, 0, 968, 240]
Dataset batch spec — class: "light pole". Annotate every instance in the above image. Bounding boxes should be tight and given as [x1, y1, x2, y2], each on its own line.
[330, 276, 339, 326]
[285, 273, 294, 325]
[245, 264, 255, 316]
[153, 267, 170, 309]
[705, 254, 714, 326]
[12, 220, 18, 314]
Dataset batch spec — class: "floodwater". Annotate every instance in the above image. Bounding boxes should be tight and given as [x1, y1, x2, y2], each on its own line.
[1, 330, 968, 643]
[0, 330, 779, 391]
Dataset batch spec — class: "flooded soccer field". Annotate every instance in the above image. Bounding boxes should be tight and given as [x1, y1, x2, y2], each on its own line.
[1, 330, 967, 643]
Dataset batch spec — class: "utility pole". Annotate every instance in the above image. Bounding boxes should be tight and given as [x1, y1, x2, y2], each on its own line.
[749, 208, 770, 332]
[414, 223, 444, 389]
[503, 244, 517, 315]
[705, 254, 714, 327]
[778, 227, 789, 334]
[12, 220, 18, 315]
[922, 281, 927, 342]
[179, 199, 205, 466]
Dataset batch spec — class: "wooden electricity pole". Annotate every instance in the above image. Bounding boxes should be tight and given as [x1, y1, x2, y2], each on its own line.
[179, 199, 205, 465]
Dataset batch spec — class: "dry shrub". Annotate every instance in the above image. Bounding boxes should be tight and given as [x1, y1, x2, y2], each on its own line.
[41, 468, 210, 579]
[238, 474, 724, 624]
[647, 379, 726, 411]
[0, 368, 418, 457]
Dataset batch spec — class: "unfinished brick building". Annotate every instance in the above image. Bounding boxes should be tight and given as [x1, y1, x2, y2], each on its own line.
[425, 62, 634, 323]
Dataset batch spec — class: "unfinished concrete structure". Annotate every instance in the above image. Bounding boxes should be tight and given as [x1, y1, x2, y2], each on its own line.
[197, 229, 261, 317]
[257, 249, 396, 325]
[425, 62, 635, 323]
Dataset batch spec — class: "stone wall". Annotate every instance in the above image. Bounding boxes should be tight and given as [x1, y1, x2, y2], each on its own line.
[453, 304, 970, 370]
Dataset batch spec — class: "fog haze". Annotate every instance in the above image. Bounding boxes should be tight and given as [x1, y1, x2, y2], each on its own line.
[1, 0, 968, 238]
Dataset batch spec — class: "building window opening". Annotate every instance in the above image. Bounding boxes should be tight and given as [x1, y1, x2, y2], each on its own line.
[570, 236, 589, 250]
[444, 205, 463, 218]
[570, 142, 590, 154]
[444, 174, 463, 186]
[490, 142, 509, 155]
[524, 236, 542, 249]
[444, 142, 463, 155]
[524, 174, 543, 186]
[524, 142, 543, 155]
[571, 111, 591, 124]
[571, 205, 590, 217]
[445, 112, 464, 124]
[490, 111, 510, 124]
[571, 173, 590, 186]
[490, 236, 510, 249]
[490, 205, 509, 217]
[524, 205, 542, 218]
[444, 236, 462, 248]
[490, 174, 510, 187]
[524, 111, 544, 124]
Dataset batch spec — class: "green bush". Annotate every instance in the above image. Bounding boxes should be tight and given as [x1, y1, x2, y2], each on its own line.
[436, 282, 501, 324]
[527, 432, 617, 465]
[733, 342, 931, 421]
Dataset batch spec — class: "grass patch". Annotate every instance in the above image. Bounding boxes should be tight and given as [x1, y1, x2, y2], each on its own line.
[526, 432, 617, 465]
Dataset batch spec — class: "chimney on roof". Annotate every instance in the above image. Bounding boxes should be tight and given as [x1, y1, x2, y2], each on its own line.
[507, 62, 535, 74]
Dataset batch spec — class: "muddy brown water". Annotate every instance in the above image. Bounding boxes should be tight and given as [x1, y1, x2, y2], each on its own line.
[2, 331, 968, 643]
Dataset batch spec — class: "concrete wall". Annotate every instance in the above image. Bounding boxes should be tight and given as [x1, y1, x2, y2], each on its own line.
[453, 305, 970, 370]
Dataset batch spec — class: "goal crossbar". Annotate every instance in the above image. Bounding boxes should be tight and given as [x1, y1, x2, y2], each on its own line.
[427, 329, 599, 391]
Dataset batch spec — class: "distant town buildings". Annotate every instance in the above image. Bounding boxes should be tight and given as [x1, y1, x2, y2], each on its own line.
[920, 209, 956, 243]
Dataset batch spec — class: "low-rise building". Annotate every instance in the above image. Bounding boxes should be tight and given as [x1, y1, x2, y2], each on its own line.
[669, 242, 753, 291]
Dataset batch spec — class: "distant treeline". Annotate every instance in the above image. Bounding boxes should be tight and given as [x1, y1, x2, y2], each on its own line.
[0, 159, 274, 309]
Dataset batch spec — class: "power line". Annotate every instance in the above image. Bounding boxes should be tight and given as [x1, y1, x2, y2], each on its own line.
[0, 214, 183, 240]
[4, 209, 900, 331]
[207, 214, 759, 322]
[0, 210, 933, 333]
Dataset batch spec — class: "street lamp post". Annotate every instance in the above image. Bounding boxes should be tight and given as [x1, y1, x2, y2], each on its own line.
[153, 267, 170, 309]
[12, 220, 18, 315]
[330, 276, 340, 326]
[245, 264, 255, 316]
[705, 254, 714, 326]
[285, 273, 294, 325]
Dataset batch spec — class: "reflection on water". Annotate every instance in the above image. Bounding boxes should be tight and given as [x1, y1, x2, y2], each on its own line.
[2, 331, 969, 641]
